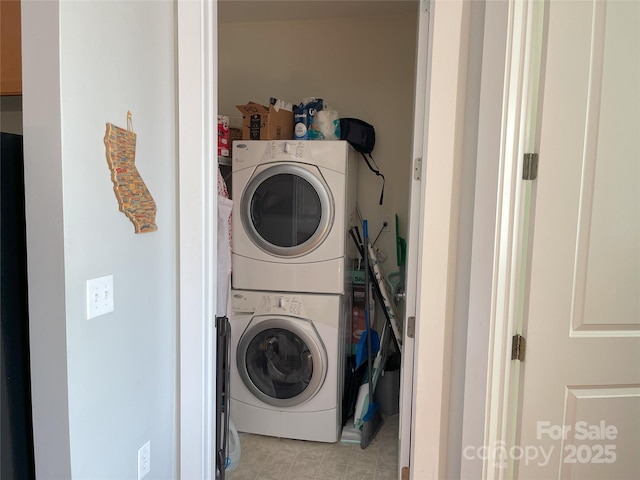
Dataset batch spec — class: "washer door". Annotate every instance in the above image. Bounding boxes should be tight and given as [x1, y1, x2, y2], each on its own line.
[240, 164, 334, 257]
[237, 317, 327, 408]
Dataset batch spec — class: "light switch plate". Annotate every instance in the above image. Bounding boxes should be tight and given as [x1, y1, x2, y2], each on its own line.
[86, 275, 114, 319]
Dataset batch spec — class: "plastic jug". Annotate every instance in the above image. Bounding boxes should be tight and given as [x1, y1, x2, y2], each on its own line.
[225, 418, 241, 472]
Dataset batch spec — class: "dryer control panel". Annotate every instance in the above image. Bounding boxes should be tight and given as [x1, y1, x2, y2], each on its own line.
[269, 141, 306, 159]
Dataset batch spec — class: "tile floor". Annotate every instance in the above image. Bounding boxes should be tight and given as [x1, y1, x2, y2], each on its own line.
[226, 414, 399, 480]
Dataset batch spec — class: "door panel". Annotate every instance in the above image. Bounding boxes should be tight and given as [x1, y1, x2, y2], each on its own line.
[572, 0, 639, 333]
[516, 1, 640, 478]
[560, 387, 640, 478]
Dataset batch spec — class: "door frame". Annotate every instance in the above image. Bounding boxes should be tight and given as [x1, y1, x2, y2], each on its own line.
[177, 1, 218, 478]
[408, 0, 474, 477]
[177, 1, 479, 478]
[398, 0, 430, 474]
[482, 1, 545, 478]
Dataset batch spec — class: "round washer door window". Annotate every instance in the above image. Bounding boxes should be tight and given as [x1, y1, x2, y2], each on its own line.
[237, 317, 327, 408]
[241, 164, 334, 257]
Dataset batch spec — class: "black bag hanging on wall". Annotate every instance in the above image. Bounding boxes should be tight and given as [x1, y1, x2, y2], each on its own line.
[339, 118, 385, 205]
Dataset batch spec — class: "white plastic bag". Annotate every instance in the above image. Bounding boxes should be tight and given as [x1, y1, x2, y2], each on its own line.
[316, 109, 340, 140]
[216, 195, 233, 317]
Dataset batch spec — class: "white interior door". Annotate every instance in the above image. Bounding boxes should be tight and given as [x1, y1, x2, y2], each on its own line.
[516, 1, 640, 478]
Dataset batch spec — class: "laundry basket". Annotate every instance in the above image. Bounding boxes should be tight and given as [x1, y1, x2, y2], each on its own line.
[226, 418, 241, 472]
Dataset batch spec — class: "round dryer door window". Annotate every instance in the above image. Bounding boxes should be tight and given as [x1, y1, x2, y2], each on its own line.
[241, 164, 334, 257]
[237, 317, 327, 408]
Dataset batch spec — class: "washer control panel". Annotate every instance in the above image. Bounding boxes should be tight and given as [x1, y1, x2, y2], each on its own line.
[232, 291, 308, 317]
[261, 294, 305, 317]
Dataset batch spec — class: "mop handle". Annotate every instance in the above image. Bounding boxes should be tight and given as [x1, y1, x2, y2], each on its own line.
[363, 220, 374, 402]
[363, 221, 369, 323]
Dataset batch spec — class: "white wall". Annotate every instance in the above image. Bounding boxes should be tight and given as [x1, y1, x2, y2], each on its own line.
[22, 2, 177, 478]
[218, 13, 418, 272]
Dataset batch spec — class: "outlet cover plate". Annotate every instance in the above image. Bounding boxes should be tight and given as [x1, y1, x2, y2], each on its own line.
[86, 275, 114, 319]
[137, 440, 150, 479]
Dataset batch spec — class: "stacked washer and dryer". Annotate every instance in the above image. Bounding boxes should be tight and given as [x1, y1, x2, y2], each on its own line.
[230, 140, 358, 442]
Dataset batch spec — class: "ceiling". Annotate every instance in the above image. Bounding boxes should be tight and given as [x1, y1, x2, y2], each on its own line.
[218, 0, 419, 24]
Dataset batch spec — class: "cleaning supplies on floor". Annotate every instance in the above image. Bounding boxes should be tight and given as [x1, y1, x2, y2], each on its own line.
[358, 220, 384, 449]
[342, 219, 400, 448]
[339, 417, 362, 445]
[374, 352, 401, 416]
[225, 418, 241, 472]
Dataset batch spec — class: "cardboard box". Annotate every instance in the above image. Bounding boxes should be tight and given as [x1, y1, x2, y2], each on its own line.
[236, 102, 293, 140]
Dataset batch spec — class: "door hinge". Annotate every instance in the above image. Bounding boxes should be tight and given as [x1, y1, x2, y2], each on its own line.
[407, 316, 415, 339]
[511, 333, 526, 361]
[413, 157, 422, 181]
[523, 153, 538, 180]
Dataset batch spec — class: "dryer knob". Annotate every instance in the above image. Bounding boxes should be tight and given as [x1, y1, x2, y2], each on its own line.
[283, 142, 291, 153]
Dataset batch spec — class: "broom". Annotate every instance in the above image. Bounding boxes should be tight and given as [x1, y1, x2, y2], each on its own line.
[360, 219, 384, 449]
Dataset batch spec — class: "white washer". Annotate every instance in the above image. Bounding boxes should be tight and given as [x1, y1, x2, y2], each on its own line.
[229, 289, 349, 442]
[231, 140, 358, 294]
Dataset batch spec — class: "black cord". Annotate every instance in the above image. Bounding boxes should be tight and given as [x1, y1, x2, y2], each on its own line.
[372, 222, 387, 246]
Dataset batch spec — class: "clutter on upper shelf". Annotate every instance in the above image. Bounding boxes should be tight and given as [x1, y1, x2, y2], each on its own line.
[225, 96, 345, 144]
[235, 98, 294, 140]
[293, 97, 340, 140]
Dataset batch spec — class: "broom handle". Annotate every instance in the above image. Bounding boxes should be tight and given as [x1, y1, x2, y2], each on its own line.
[363, 220, 374, 403]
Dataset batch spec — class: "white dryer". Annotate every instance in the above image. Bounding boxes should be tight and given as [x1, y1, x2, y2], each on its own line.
[229, 289, 349, 442]
[231, 140, 358, 294]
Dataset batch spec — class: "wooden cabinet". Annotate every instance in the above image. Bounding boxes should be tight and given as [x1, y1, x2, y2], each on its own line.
[1, 0, 22, 95]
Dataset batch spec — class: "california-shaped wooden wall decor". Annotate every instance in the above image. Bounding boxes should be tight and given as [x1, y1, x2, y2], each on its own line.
[104, 112, 157, 233]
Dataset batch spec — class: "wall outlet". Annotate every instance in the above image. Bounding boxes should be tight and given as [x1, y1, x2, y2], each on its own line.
[137, 440, 151, 479]
[86, 275, 114, 319]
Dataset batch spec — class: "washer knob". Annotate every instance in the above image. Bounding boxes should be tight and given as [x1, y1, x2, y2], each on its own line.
[277, 296, 286, 309]
[283, 142, 291, 153]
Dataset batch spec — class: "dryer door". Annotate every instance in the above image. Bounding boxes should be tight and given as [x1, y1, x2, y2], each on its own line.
[240, 164, 334, 257]
[237, 316, 328, 408]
